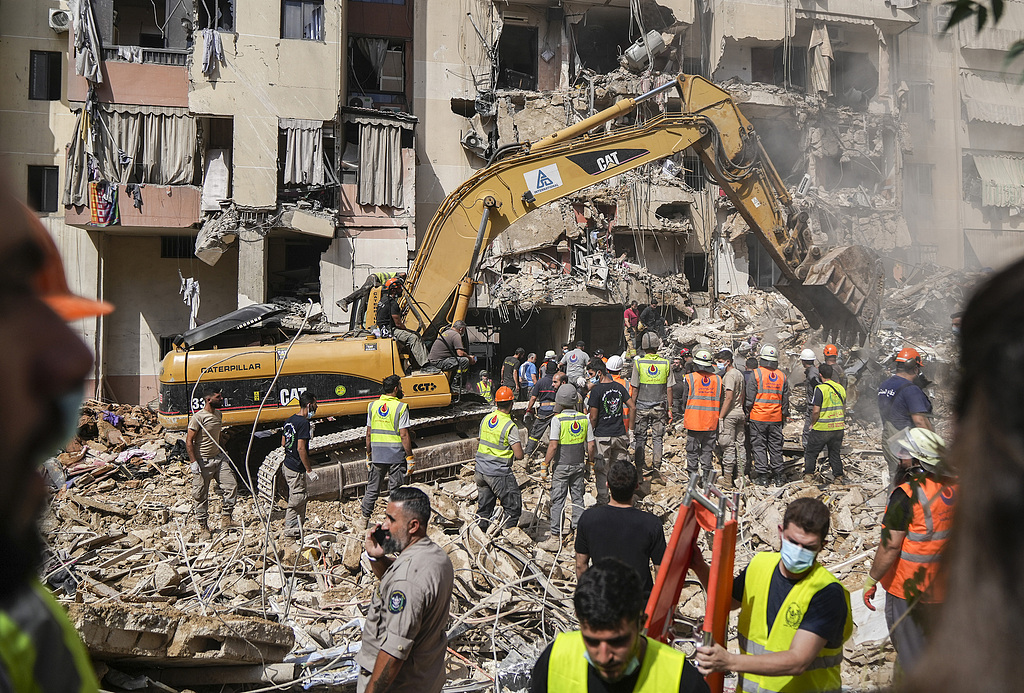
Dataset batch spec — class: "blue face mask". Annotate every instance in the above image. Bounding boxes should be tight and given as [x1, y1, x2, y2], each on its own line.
[780, 537, 817, 574]
[716, 363, 726, 374]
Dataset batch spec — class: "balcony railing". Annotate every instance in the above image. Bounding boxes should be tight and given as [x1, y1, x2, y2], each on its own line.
[101, 46, 189, 67]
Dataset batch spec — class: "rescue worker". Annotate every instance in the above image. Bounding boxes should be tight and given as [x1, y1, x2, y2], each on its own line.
[608, 354, 630, 394]
[519, 352, 539, 401]
[375, 278, 431, 370]
[630, 333, 673, 484]
[745, 344, 790, 486]
[531, 558, 709, 693]
[670, 357, 686, 429]
[588, 359, 634, 505]
[823, 344, 847, 388]
[694, 498, 853, 693]
[475, 386, 524, 531]
[526, 363, 564, 457]
[281, 392, 318, 538]
[560, 341, 590, 393]
[427, 319, 476, 378]
[337, 270, 407, 312]
[799, 348, 821, 450]
[623, 301, 640, 349]
[878, 347, 933, 484]
[864, 428, 955, 674]
[0, 184, 107, 692]
[475, 370, 494, 403]
[680, 346, 696, 374]
[501, 347, 525, 398]
[540, 384, 595, 551]
[804, 363, 847, 484]
[358, 375, 414, 531]
[679, 349, 722, 479]
[637, 298, 665, 347]
[186, 386, 237, 538]
[716, 349, 745, 489]
[540, 349, 558, 374]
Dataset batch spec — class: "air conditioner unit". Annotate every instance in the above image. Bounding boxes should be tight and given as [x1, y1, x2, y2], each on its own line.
[349, 96, 374, 109]
[48, 8, 71, 33]
[502, 13, 529, 23]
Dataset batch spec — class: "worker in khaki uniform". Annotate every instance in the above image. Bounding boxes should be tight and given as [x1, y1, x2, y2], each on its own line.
[694, 498, 852, 693]
[359, 375, 414, 530]
[475, 386, 524, 531]
[186, 385, 237, 538]
[359, 487, 454, 693]
[541, 384, 596, 551]
[864, 428, 956, 674]
[630, 333, 674, 484]
[804, 363, 847, 484]
[715, 349, 746, 488]
[679, 349, 722, 479]
[745, 344, 789, 487]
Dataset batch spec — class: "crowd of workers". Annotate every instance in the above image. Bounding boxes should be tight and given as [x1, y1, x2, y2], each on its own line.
[0, 192, 977, 693]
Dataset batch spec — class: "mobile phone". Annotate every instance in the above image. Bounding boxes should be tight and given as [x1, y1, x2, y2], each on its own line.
[372, 527, 387, 545]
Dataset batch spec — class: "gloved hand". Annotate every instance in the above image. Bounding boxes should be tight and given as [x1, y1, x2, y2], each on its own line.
[307, 470, 319, 482]
[540, 462, 549, 481]
[406, 455, 416, 475]
[863, 576, 878, 611]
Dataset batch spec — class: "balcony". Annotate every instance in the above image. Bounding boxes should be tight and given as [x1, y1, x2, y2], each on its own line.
[65, 184, 201, 230]
[101, 46, 189, 66]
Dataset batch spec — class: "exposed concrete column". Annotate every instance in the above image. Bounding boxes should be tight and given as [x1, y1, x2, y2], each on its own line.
[238, 235, 268, 308]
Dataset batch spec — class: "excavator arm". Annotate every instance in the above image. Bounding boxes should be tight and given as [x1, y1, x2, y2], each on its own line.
[405, 74, 882, 343]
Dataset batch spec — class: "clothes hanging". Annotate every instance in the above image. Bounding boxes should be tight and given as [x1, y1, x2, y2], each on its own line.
[88, 181, 120, 226]
[202, 29, 224, 75]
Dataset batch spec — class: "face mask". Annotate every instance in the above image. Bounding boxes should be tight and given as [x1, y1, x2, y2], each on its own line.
[589, 375, 599, 384]
[583, 648, 641, 681]
[716, 363, 726, 373]
[952, 326, 960, 335]
[56, 389, 85, 452]
[306, 408, 317, 420]
[780, 537, 817, 574]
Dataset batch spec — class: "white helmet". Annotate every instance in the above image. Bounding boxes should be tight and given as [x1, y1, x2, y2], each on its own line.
[692, 349, 714, 369]
[607, 355, 624, 372]
[759, 344, 779, 362]
[896, 428, 947, 472]
[800, 348, 816, 362]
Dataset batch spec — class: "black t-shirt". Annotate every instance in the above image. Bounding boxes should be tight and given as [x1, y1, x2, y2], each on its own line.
[731, 562, 847, 648]
[575, 505, 667, 596]
[502, 356, 520, 389]
[589, 381, 630, 437]
[282, 414, 311, 472]
[376, 295, 399, 330]
[882, 487, 913, 532]
[530, 638, 709, 693]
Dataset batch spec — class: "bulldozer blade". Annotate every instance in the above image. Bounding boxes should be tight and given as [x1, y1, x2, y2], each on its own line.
[776, 245, 884, 344]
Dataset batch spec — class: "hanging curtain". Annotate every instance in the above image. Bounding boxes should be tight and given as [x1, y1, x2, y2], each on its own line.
[142, 112, 197, 185]
[307, 3, 324, 40]
[808, 22, 834, 97]
[280, 118, 325, 185]
[97, 110, 142, 183]
[64, 111, 91, 206]
[357, 38, 389, 86]
[358, 123, 403, 208]
[71, 0, 103, 84]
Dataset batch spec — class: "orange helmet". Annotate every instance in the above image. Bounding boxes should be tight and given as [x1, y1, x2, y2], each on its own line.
[823, 344, 838, 357]
[895, 347, 921, 364]
[494, 386, 515, 403]
[384, 277, 403, 292]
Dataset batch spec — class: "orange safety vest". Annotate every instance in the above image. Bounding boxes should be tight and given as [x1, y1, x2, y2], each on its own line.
[683, 372, 722, 431]
[611, 374, 631, 419]
[881, 476, 957, 603]
[750, 367, 786, 423]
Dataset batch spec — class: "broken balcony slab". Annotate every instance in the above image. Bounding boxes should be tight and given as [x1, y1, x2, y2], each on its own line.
[279, 207, 337, 238]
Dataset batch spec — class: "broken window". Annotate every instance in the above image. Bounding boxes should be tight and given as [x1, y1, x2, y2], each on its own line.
[198, 0, 234, 31]
[832, 51, 877, 109]
[907, 163, 933, 197]
[201, 117, 233, 211]
[681, 153, 707, 190]
[497, 24, 538, 90]
[278, 119, 336, 190]
[110, 0, 168, 47]
[750, 46, 807, 90]
[349, 38, 407, 103]
[746, 236, 781, 288]
[683, 254, 709, 291]
[572, 8, 631, 75]
[282, 0, 324, 41]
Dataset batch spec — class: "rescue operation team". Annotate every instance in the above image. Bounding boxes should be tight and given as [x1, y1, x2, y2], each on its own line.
[0, 74, 975, 693]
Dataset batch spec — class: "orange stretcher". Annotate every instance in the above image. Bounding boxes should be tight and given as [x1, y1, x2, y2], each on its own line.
[644, 472, 739, 693]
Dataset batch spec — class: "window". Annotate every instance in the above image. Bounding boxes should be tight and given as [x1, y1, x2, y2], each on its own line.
[161, 235, 195, 258]
[29, 51, 61, 101]
[750, 46, 806, 90]
[497, 25, 538, 90]
[683, 253, 709, 291]
[27, 166, 59, 213]
[349, 39, 407, 96]
[352, 0, 404, 4]
[908, 163, 933, 196]
[198, 0, 235, 31]
[906, 83, 932, 117]
[282, 0, 324, 40]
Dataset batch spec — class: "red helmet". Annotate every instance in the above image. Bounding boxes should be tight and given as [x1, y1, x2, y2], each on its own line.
[895, 347, 921, 364]
[680, 347, 691, 358]
[823, 344, 838, 357]
[495, 386, 515, 402]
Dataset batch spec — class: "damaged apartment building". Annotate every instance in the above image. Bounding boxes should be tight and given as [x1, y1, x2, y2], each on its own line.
[1, 0, 1022, 403]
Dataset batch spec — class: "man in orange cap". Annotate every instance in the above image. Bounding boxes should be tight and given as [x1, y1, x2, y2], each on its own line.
[0, 175, 112, 691]
[877, 347, 933, 484]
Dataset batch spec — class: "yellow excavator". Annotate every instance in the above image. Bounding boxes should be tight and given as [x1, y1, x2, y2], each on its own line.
[158, 74, 882, 435]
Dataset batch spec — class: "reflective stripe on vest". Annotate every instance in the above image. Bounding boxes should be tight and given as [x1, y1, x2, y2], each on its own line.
[555, 411, 589, 467]
[372, 271, 395, 283]
[750, 367, 786, 423]
[635, 355, 670, 408]
[477, 410, 515, 466]
[881, 476, 957, 603]
[546, 631, 686, 693]
[812, 381, 847, 431]
[683, 372, 722, 431]
[737, 552, 852, 693]
[0, 581, 99, 693]
[368, 395, 407, 464]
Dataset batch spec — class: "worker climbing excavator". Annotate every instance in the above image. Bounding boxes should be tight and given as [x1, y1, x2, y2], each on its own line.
[157, 74, 882, 495]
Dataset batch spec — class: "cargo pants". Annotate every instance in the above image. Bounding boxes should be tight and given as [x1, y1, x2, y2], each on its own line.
[718, 411, 746, 482]
[633, 405, 666, 473]
[686, 429, 718, 476]
[282, 465, 308, 529]
[749, 420, 784, 477]
[361, 463, 406, 518]
[191, 454, 237, 524]
[594, 435, 629, 504]
[549, 463, 586, 536]
[475, 470, 523, 530]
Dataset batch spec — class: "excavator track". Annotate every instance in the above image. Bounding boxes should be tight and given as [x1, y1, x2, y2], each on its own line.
[257, 401, 495, 504]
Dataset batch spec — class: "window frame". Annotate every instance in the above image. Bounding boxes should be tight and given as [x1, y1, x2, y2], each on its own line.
[282, 0, 325, 41]
[27, 165, 60, 213]
[29, 50, 62, 101]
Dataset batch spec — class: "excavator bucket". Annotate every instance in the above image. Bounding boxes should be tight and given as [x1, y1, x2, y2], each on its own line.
[776, 244, 884, 345]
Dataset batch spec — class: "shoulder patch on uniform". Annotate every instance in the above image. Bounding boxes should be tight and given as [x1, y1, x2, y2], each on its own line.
[388, 590, 407, 613]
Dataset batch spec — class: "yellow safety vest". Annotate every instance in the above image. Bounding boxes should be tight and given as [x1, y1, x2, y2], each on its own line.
[812, 381, 846, 432]
[0, 581, 99, 693]
[547, 631, 686, 693]
[368, 394, 407, 464]
[554, 410, 589, 467]
[634, 354, 670, 408]
[477, 409, 516, 466]
[737, 553, 852, 693]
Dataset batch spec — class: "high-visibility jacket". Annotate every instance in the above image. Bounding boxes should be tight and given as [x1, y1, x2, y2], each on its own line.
[475, 378, 494, 403]
[0, 581, 99, 693]
[554, 410, 589, 467]
[683, 372, 722, 431]
[881, 475, 957, 603]
[372, 270, 398, 283]
[476, 409, 516, 474]
[612, 374, 631, 419]
[737, 553, 852, 693]
[547, 631, 685, 693]
[368, 395, 407, 464]
[812, 381, 846, 431]
[634, 354, 670, 409]
[750, 367, 786, 423]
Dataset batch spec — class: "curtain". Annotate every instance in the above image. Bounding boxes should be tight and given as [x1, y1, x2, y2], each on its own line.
[71, 0, 103, 84]
[142, 112, 197, 185]
[64, 111, 91, 206]
[97, 110, 142, 183]
[281, 118, 325, 185]
[808, 22, 833, 97]
[358, 123, 403, 208]
[357, 38, 388, 86]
